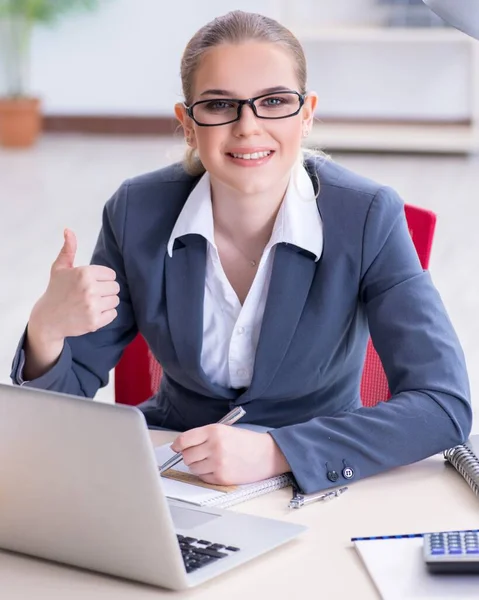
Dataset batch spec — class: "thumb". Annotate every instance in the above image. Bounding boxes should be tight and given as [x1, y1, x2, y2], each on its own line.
[52, 228, 77, 271]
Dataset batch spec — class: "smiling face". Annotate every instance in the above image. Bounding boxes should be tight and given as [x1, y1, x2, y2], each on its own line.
[175, 41, 317, 198]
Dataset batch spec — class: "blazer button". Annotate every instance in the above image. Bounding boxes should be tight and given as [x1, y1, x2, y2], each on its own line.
[342, 467, 354, 480]
[327, 470, 339, 482]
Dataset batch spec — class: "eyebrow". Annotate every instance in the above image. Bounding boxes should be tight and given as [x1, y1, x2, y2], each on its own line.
[199, 86, 293, 97]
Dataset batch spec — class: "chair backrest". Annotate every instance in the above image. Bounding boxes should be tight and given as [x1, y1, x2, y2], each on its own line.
[114, 203, 437, 408]
[114, 334, 162, 406]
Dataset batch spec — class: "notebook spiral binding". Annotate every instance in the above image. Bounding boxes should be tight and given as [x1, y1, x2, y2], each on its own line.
[444, 443, 479, 498]
[202, 473, 294, 509]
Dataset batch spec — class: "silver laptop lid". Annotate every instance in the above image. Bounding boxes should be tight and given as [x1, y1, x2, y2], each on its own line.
[0, 384, 188, 589]
[422, 0, 479, 40]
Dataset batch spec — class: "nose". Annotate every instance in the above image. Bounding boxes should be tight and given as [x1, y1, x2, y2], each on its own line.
[232, 102, 262, 137]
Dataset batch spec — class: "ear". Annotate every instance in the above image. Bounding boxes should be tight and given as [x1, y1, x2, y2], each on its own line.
[174, 103, 197, 148]
[301, 92, 318, 133]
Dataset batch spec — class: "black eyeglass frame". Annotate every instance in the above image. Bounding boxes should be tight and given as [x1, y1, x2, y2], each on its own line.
[185, 90, 306, 127]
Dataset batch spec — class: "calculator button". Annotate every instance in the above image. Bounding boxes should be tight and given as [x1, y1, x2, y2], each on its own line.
[430, 548, 446, 554]
[466, 548, 479, 554]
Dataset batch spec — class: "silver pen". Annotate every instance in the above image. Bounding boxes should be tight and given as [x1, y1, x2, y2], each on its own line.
[158, 406, 246, 474]
[288, 486, 348, 509]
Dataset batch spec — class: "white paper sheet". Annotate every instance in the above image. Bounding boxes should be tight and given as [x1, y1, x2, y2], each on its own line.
[354, 537, 479, 599]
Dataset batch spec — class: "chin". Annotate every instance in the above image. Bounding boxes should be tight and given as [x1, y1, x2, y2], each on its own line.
[222, 167, 288, 195]
[228, 178, 278, 196]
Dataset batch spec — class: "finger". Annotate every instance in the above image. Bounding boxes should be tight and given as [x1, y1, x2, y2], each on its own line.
[52, 228, 77, 271]
[188, 457, 214, 477]
[88, 265, 117, 281]
[94, 308, 118, 330]
[96, 280, 120, 297]
[181, 443, 209, 468]
[171, 427, 210, 453]
[99, 295, 120, 312]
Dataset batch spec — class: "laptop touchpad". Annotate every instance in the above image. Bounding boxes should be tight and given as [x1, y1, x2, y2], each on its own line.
[169, 505, 221, 529]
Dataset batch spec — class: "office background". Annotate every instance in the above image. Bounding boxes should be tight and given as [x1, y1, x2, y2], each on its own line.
[1, 0, 478, 429]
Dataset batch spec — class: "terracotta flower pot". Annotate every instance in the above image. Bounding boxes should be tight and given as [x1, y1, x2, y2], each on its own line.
[0, 97, 42, 148]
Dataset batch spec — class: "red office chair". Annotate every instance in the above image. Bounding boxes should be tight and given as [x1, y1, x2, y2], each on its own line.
[115, 334, 162, 406]
[114, 204, 437, 408]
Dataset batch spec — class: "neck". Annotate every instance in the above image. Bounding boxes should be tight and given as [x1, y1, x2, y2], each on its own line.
[210, 172, 291, 246]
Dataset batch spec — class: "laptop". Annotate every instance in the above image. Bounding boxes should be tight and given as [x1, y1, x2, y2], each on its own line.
[0, 383, 305, 590]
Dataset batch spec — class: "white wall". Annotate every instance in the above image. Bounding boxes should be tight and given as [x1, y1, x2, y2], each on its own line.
[27, 0, 282, 115]
[283, 0, 381, 28]
[0, 0, 474, 120]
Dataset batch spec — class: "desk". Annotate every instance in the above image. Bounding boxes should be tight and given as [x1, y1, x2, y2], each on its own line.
[1, 430, 479, 600]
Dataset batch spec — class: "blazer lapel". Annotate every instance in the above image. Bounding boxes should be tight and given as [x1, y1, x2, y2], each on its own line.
[165, 235, 208, 383]
[240, 243, 318, 402]
[165, 234, 238, 398]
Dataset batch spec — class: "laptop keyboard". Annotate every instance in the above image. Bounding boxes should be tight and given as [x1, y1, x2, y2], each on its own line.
[177, 534, 240, 573]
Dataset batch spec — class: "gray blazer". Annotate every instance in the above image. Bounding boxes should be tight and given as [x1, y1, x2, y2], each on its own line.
[11, 157, 472, 494]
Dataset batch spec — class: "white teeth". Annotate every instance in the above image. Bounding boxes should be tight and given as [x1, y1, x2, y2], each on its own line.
[231, 151, 272, 160]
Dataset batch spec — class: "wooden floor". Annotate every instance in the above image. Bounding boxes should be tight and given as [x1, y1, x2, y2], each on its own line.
[1, 134, 478, 430]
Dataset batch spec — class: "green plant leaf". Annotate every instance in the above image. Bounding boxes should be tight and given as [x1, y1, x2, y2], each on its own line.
[0, 0, 102, 24]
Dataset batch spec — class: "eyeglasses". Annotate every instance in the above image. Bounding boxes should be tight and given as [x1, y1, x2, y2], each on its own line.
[185, 91, 305, 127]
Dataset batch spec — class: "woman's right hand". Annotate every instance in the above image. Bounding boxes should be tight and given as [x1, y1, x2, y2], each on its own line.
[21, 229, 120, 382]
[29, 228, 120, 344]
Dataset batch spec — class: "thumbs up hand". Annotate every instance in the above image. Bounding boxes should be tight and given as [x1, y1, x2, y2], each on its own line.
[29, 229, 120, 343]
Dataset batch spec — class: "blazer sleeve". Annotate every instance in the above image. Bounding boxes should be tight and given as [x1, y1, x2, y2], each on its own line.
[270, 186, 472, 494]
[10, 182, 138, 397]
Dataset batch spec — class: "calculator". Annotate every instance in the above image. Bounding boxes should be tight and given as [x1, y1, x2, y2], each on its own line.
[423, 531, 479, 574]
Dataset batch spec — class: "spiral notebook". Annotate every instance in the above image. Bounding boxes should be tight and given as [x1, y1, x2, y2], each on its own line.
[443, 434, 479, 498]
[154, 444, 294, 508]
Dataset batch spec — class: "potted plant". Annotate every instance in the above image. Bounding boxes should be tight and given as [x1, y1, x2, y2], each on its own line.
[0, 0, 102, 148]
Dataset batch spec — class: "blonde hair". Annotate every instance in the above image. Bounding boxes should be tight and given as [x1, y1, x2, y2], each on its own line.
[179, 10, 328, 178]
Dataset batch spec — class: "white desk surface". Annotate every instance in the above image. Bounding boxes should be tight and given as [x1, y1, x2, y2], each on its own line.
[1, 430, 478, 600]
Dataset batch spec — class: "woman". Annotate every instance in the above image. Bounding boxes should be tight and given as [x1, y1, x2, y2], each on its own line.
[11, 11, 471, 494]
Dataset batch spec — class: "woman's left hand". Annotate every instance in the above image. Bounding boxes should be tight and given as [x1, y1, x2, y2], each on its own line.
[170, 425, 291, 486]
